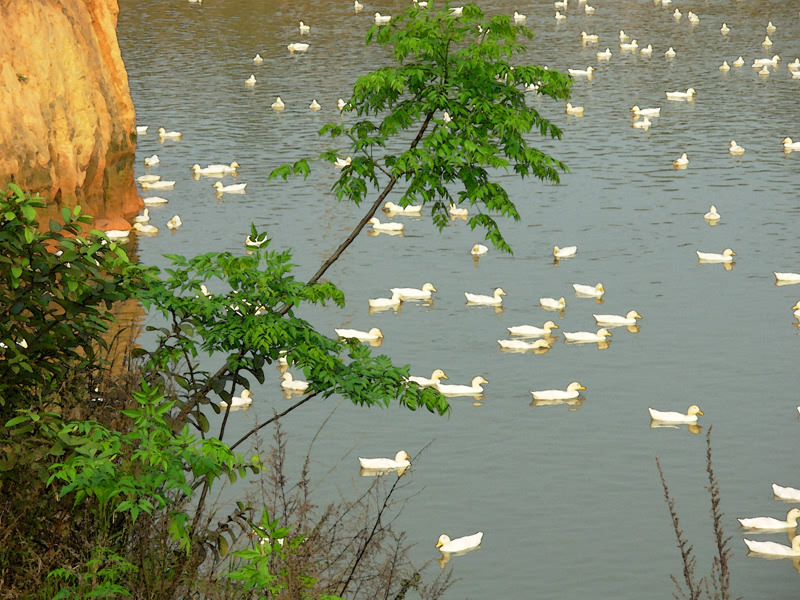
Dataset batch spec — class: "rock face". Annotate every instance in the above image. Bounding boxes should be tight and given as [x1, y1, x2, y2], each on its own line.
[0, 0, 140, 221]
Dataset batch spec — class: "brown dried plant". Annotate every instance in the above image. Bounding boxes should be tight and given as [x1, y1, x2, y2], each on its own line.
[656, 427, 740, 600]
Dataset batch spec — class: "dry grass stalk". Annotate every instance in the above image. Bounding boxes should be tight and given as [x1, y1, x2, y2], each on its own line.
[656, 427, 739, 600]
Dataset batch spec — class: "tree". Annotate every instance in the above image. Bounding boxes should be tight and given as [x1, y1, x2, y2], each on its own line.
[271, 1, 571, 286]
[1, 3, 571, 597]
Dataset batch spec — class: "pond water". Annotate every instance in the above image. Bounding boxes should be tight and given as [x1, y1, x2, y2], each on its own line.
[117, 0, 800, 597]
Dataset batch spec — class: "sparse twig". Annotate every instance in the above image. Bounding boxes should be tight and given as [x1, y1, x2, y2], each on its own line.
[656, 457, 703, 600]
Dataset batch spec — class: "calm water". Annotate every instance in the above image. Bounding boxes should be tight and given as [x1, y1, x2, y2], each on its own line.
[117, 0, 800, 597]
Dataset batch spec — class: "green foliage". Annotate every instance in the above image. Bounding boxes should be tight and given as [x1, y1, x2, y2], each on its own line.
[271, 1, 570, 253]
[226, 510, 342, 600]
[130, 239, 450, 422]
[46, 383, 258, 554]
[0, 183, 130, 409]
[46, 547, 136, 599]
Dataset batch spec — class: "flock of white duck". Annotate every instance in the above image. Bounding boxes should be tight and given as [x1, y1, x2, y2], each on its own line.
[550, 0, 800, 167]
[129, 0, 800, 564]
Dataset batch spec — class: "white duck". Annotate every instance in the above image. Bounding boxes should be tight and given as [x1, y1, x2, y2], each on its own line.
[252, 53, 263, 63]
[704, 205, 720, 221]
[762, 35, 773, 48]
[540, 296, 566, 311]
[618, 30, 629, 42]
[738, 508, 800, 531]
[309, 99, 321, 111]
[568, 66, 595, 78]
[271, 97, 285, 110]
[359, 450, 411, 470]
[728, 140, 745, 155]
[192, 161, 240, 175]
[166, 215, 182, 230]
[390, 283, 437, 300]
[553, 245, 577, 258]
[572, 282, 605, 298]
[774, 272, 800, 284]
[136, 125, 148, 134]
[497, 339, 551, 351]
[507, 321, 559, 337]
[664, 47, 676, 58]
[766, 21, 776, 34]
[448, 203, 468, 217]
[436, 532, 483, 553]
[287, 42, 309, 53]
[773, 483, 800, 502]
[793, 301, 800, 319]
[597, 48, 612, 60]
[554, 10, 566, 21]
[281, 372, 309, 392]
[753, 55, 780, 67]
[639, 44, 653, 56]
[134, 208, 150, 224]
[245, 234, 269, 248]
[580, 32, 599, 43]
[383, 201, 422, 215]
[665, 88, 696, 100]
[213, 181, 247, 194]
[620, 40, 638, 51]
[673, 153, 689, 168]
[334, 156, 352, 168]
[781, 138, 800, 150]
[368, 217, 404, 233]
[298, 20, 310, 34]
[470, 243, 488, 256]
[744, 536, 800, 557]
[144, 154, 160, 166]
[593, 311, 642, 326]
[563, 328, 612, 343]
[720, 23, 730, 35]
[157, 127, 182, 139]
[565, 103, 584, 116]
[140, 180, 176, 190]
[436, 376, 488, 396]
[219, 389, 253, 410]
[465, 288, 506, 306]
[374, 12, 391, 24]
[719, 60, 730, 72]
[407, 369, 448, 388]
[696, 248, 736, 262]
[137, 174, 160, 184]
[245, 74, 256, 86]
[104, 229, 130, 241]
[631, 105, 660, 117]
[732, 56, 744, 67]
[368, 291, 402, 309]
[353, 0, 363, 11]
[143, 196, 169, 205]
[648, 405, 703, 424]
[335, 327, 383, 342]
[513, 11, 526, 23]
[531, 381, 586, 401]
